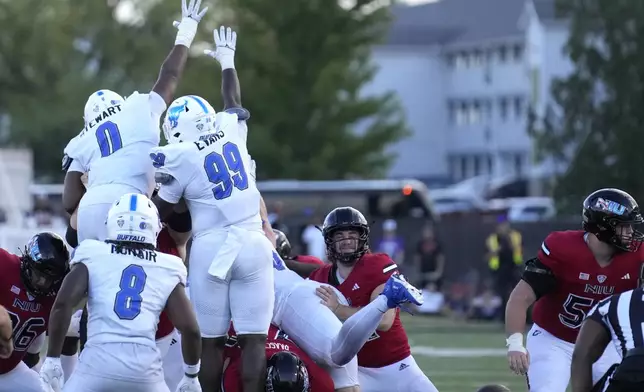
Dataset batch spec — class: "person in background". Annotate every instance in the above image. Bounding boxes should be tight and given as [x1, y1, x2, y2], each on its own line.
[485, 215, 522, 318]
[416, 282, 445, 316]
[414, 225, 444, 289]
[468, 284, 503, 321]
[301, 214, 326, 261]
[268, 200, 289, 235]
[377, 219, 405, 266]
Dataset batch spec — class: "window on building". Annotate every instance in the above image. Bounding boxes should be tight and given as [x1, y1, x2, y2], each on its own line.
[514, 97, 524, 119]
[498, 46, 507, 63]
[469, 101, 482, 124]
[473, 155, 481, 176]
[513, 153, 524, 176]
[455, 52, 470, 69]
[460, 155, 468, 179]
[472, 50, 484, 67]
[499, 98, 508, 120]
[486, 154, 494, 174]
[513, 44, 523, 61]
[456, 102, 468, 125]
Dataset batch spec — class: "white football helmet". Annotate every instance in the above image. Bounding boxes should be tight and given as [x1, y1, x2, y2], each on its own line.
[162, 95, 216, 144]
[84, 89, 125, 126]
[105, 193, 162, 246]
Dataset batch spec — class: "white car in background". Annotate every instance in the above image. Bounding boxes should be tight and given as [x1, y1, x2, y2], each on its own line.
[488, 197, 556, 222]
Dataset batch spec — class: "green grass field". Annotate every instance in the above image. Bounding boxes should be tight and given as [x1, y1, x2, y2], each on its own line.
[402, 314, 529, 392]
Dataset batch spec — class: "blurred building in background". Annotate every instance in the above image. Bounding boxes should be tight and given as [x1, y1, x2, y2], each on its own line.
[367, 0, 572, 185]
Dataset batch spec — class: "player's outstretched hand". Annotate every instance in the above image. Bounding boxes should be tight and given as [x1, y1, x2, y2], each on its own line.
[316, 285, 341, 314]
[176, 375, 202, 392]
[40, 357, 65, 392]
[203, 26, 237, 70]
[172, 0, 208, 48]
[507, 349, 530, 376]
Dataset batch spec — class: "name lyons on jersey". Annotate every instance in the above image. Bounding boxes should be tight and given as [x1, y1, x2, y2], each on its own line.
[85, 105, 123, 130]
[194, 129, 225, 151]
[110, 244, 157, 262]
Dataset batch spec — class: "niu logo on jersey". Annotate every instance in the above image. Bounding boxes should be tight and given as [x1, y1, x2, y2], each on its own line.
[12, 298, 41, 313]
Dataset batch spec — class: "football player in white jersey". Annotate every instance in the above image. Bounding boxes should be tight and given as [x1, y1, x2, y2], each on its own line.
[40, 193, 202, 392]
[61, 0, 208, 244]
[151, 27, 274, 392]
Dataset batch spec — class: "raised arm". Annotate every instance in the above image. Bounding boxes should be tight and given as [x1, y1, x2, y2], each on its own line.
[152, 0, 208, 105]
[204, 26, 243, 109]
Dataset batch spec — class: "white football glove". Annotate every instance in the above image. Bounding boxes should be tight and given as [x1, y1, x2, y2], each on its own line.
[204, 26, 237, 70]
[176, 375, 202, 392]
[39, 357, 64, 392]
[172, 0, 208, 48]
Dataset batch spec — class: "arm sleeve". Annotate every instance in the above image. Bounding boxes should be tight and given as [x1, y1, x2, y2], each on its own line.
[70, 242, 91, 266]
[521, 257, 557, 299]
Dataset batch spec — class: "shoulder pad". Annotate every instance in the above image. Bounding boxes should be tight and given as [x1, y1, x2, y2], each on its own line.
[224, 107, 250, 121]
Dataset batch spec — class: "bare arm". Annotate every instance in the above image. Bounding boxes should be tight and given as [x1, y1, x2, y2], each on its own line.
[62, 171, 85, 214]
[165, 283, 201, 370]
[222, 69, 242, 109]
[152, 45, 190, 105]
[505, 280, 536, 338]
[0, 305, 13, 359]
[335, 283, 396, 331]
[571, 319, 610, 392]
[47, 264, 89, 357]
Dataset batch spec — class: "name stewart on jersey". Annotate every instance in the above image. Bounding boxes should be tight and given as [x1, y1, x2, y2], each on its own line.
[83, 105, 123, 130]
[194, 130, 225, 151]
[110, 245, 157, 262]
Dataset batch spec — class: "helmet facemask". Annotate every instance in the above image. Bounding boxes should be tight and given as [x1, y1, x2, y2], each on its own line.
[324, 225, 369, 265]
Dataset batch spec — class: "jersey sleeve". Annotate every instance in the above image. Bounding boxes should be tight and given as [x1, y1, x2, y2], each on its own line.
[150, 145, 188, 204]
[367, 253, 399, 287]
[521, 257, 556, 299]
[166, 255, 187, 286]
[70, 240, 101, 266]
[63, 135, 88, 173]
[147, 91, 168, 117]
[536, 233, 561, 273]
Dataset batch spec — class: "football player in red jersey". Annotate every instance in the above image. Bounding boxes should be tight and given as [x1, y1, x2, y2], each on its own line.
[307, 207, 437, 392]
[0, 232, 70, 392]
[506, 188, 644, 391]
[222, 324, 334, 392]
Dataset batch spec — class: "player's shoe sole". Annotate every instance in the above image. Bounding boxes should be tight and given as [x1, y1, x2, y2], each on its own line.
[383, 274, 424, 309]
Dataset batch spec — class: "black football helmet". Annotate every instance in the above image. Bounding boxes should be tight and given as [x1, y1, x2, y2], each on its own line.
[274, 229, 291, 260]
[582, 188, 644, 252]
[20, 232, 70, 297]
[322, 207, 369, 265]
[265, 351, 310, 392]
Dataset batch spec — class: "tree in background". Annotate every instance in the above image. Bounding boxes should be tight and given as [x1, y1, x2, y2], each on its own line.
[529, 0, 644, 213]
[0, 0, 407, 181]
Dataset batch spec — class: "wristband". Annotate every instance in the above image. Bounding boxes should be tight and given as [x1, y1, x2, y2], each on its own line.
[184, 361, 200, 377]
[175, 18, 199, 48]
[505, 332, 526, 353]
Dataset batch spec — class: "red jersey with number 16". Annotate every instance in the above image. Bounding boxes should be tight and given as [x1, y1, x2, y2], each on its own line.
[0, 249, 54, 374]
[308, 253, 411, 368]
[155, 227, 179, 340]
[531, 230, 644, 343]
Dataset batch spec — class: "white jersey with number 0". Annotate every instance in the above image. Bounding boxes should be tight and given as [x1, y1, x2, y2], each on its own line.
[151, 110, 261, 233]
[63, 91, 167, 205]
[70, 239, 186, 348]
